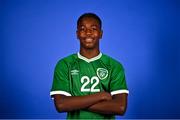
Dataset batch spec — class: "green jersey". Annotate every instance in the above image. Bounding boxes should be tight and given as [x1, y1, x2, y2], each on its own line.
[50, 52, 129, 119]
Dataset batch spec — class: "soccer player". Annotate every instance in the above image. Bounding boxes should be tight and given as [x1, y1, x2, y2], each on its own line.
[50, 13, 129, 119]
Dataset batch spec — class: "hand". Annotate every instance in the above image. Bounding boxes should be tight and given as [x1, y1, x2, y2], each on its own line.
[99, 91, 112, 101]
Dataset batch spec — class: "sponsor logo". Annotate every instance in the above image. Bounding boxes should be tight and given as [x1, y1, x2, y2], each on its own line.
[71, 69, 79, 75]
[96, 68, 108, 80]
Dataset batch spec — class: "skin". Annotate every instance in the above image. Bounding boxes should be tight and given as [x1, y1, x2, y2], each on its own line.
[77, 17, 102, 58]
[53, 16, 128, 115]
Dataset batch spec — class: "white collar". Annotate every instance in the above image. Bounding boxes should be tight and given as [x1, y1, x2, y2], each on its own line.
[77, 52, 102, 63]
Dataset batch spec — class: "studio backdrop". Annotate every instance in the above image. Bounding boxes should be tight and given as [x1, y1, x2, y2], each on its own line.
[0, 0, 179, 119]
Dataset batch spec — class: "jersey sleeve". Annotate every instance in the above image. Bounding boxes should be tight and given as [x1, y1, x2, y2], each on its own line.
[50, 59, 71, 98]
[110, 62, 129, 95]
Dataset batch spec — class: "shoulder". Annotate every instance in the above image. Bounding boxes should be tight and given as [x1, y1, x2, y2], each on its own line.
[55, 54, 78, 68]
[101, 54, 124, 70]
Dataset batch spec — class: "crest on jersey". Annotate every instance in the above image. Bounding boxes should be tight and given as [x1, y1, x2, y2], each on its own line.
[97, 68, 108, 80]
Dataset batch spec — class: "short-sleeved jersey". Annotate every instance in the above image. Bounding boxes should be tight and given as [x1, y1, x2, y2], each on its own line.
[50, 52, 129, 119]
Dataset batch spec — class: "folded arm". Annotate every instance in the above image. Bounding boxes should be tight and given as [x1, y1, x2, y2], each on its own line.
[53, 92, 112, 112]
[87, 93, 128, 115]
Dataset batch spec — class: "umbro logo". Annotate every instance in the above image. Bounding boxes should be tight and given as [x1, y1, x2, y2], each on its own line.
[71, 69, 79, 75]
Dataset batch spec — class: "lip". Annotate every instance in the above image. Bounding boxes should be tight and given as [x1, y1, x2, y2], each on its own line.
[84, 38, 94, 42]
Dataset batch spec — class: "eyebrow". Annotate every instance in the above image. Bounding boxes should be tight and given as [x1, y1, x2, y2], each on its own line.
[79, 24, 99, 27]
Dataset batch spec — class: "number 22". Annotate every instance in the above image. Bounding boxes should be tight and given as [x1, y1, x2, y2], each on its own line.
[81, 76, 100, 92]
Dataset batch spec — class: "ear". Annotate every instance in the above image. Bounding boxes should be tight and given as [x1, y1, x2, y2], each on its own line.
[100, 30, 103, 39]
[76, 30, 79, 39]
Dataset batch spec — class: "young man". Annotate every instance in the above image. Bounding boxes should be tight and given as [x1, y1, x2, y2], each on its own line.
[50, 13, 129, 119]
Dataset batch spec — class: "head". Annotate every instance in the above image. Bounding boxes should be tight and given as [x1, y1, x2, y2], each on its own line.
[76, 13, 103, 50]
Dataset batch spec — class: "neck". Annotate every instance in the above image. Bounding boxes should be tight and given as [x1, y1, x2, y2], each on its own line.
[80, 48, 100, 59]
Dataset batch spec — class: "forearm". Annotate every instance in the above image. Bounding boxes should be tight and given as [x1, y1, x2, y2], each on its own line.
[88, 100, 123, 115]
[54, 92, 111, 112]
[88, 94, 127, 115]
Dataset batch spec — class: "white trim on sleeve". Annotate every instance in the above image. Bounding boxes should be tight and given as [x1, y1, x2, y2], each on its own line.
[111, 90, 129, 95]
[50, 91, 71, 96]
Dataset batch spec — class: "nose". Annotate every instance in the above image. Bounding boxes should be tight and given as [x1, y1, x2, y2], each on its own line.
[86, 29, 92, 36]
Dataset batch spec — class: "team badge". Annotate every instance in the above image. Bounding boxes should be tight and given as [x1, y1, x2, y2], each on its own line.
[97, 68, 108, 80]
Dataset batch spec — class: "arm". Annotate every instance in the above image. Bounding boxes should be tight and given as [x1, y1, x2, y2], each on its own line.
[87, 93, 128, 115]
[53, 92, 112, 112]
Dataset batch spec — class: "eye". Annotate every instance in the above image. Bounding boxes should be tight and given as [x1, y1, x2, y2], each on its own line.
[92, 26, 97, 30]
[79, 26, 86, 31]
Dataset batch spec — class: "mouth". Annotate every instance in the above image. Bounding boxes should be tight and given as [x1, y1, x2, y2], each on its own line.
[84, 38, 94, 43]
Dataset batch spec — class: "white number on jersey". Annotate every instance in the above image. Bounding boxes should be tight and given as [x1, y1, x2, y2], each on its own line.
[81, 76, 100, 92]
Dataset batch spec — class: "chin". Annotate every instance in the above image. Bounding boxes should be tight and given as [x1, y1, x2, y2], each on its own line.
[84, 46, 95, 49]
[83, 43, 94, 48]
[80, 42, 97, 49]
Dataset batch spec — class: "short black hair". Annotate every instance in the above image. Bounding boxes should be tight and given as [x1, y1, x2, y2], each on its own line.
[77, 13, 102, 29]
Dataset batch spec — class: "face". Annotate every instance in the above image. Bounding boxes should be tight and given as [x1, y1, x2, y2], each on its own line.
[77, 17, 103, 49]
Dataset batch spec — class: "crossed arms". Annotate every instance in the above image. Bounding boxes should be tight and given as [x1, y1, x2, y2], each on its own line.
[53, 92, 128, 115]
